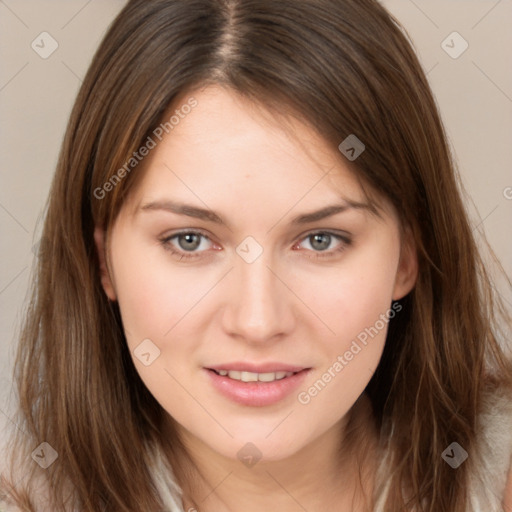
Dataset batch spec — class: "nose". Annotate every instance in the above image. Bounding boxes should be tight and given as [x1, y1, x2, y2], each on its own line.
[221, 252, 296, 345]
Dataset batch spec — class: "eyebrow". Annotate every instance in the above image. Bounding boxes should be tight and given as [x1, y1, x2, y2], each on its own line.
[138, 198, 376, 228]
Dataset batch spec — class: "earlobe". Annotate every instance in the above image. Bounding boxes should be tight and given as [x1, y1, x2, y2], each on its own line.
[93, 226, 117, 301]
[392, 229, 418, 301]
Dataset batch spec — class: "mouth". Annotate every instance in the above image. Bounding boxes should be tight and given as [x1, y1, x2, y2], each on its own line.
[208, 369, 300, 383]
[204, 364, 312, 407]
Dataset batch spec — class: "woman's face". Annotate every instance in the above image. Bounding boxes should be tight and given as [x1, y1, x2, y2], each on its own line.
[95, 85, 417, 463]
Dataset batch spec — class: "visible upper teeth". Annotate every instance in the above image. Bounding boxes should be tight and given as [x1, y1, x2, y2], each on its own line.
[215, 370, 295, 382]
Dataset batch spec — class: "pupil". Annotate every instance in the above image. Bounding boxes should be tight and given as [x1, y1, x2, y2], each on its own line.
[179, 233, 200, 251]
[312, 233, 330, 251]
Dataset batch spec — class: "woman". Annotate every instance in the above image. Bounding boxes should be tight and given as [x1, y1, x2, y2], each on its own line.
[2, 0, 511, 510]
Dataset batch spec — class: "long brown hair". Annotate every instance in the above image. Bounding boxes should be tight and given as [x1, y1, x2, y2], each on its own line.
[2, 0, 511, 510]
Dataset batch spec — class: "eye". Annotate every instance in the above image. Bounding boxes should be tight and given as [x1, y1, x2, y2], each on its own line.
[159, 230, 216, 260]
[294, 231, 352, 259]
[159, 229, 352, 261]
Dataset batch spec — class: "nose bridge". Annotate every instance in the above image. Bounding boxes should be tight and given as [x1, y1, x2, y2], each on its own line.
[224, 248, 293, 341]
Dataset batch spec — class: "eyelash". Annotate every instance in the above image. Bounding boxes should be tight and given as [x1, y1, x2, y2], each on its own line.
[158, 229, 352, 261]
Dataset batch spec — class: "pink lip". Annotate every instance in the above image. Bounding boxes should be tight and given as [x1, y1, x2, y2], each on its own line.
[207, 362, 307, 373]
[204, 367, 311, 407]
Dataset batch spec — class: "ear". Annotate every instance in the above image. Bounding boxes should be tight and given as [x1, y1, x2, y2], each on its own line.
[392, 227, 418, 301]
[93, 226, 117, 301]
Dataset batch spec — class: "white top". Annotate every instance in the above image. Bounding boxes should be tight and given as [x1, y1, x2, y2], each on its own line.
[2, 387, 511, 511]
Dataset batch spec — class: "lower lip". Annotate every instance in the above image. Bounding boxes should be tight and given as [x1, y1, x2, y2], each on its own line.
[205, 368, 311, 407]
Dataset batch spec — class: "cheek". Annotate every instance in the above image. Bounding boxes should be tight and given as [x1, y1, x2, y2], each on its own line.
[297, 234, 399, 346]
[111, 241, 212, 345]
[109, 243, 212, 421]
[293, 237, 399, 411]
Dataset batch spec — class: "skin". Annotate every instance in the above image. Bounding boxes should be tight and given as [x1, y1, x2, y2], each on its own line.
[95, 85, 418, 511]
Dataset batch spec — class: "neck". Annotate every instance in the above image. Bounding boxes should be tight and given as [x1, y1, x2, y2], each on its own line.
[169, 393, 378, 512]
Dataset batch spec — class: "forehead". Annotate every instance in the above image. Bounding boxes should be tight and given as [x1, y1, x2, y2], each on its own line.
[165, 87, 338, 172]
[122, 85, 390, 222]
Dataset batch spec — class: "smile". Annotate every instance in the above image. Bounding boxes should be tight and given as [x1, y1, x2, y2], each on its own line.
[205, 366, 311, 407]
[210, 369, 297, 382]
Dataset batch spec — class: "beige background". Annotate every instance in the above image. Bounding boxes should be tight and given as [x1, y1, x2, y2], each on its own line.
[1, 0, 511, 451]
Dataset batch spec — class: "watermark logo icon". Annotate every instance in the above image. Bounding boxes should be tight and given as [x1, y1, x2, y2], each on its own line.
[31, 442, 58, 469]
[31, 32, 59, 59]
[441, 442, 468, 468]
[338, 134, 365, 161]
[441, 32, 468, 59]
[237, 442, 262, 468]
[236, 236, 263, 264]
[133, 338, 161, 366]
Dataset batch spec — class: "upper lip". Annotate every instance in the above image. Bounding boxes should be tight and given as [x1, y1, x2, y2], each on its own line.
[207, 362, 309, 373]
